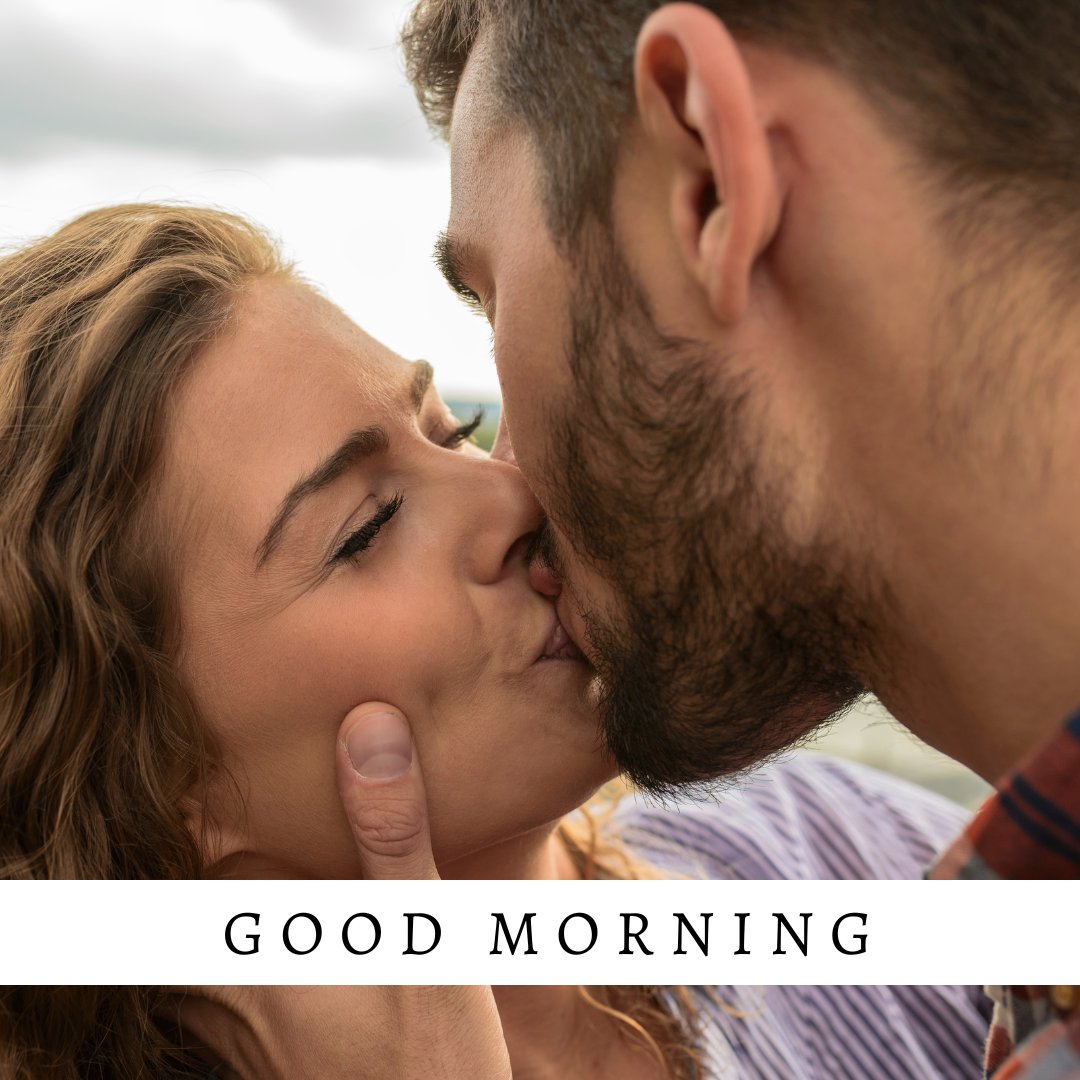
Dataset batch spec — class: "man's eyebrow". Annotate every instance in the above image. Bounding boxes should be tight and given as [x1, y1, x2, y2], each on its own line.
[254, 362, 434, 571]
[434, 230, 485, 315]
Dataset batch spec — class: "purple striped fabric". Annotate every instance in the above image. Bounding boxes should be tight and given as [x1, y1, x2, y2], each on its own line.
[608, 753, 993, 1079]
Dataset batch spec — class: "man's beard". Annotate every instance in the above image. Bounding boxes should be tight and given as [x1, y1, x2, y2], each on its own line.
[537, 234, 876, 795]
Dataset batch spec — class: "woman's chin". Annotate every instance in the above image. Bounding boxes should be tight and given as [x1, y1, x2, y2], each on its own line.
[428, 757, 618, 878]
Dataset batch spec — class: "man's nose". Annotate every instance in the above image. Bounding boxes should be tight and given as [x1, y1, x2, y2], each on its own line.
[489, 412, 517, 466]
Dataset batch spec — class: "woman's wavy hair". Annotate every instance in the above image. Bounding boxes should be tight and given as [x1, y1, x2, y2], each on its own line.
[0, 203, 289, 1076]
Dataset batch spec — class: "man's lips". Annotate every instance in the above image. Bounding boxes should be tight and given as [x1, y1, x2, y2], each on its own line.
[554, 593, 592, 660]
[536, 614, 587, 662]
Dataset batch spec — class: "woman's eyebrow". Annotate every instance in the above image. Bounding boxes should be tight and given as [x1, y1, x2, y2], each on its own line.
[252, 362, 434, 572]
[254, 426, 389, 571]
[409, 359, 435, 412]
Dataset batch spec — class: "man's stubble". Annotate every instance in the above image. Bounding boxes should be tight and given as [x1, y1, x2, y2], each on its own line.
[538, 233, 878, 794]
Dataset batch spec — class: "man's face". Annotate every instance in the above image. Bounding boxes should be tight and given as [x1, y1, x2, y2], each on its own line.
[443, 52, 889, 791]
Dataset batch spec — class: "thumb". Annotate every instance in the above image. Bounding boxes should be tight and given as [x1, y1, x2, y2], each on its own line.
[336, 704, 440, 881]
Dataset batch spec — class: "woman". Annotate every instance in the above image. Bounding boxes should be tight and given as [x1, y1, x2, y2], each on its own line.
[0, 204, 987, 1078]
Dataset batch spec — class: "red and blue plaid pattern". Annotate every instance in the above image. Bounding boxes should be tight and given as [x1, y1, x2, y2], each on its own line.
[929, 712, 1080, 1077]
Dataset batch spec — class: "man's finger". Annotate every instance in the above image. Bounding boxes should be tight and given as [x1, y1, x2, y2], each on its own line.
[336, 704, 440, 881]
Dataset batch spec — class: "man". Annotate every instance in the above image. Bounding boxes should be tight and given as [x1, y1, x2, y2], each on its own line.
[405, 0, 1077, 1074]
[188, 3, 1078, 1075]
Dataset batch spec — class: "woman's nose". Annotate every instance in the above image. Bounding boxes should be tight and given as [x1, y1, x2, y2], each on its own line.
[528, 558, 562, 598]
[457, 456, 543, 585]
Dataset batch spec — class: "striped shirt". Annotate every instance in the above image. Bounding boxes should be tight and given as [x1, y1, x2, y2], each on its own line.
[613, 753, 993, 1079]
[929, 710, 1080, 1079]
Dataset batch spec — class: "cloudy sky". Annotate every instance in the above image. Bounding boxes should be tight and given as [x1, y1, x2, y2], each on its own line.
[0, 0, 498, 397]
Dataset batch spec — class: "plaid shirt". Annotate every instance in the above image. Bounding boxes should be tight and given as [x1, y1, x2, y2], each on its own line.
[928, 710, 1080, 1078]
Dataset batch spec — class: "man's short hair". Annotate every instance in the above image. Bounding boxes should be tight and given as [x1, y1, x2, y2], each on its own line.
[403, 0, 1080, 241]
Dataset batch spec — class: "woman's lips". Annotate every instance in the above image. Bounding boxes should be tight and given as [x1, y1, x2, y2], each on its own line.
[537, 615, 587, 662]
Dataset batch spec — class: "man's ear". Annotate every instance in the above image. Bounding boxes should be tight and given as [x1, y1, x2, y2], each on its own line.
[634, 3, 781, 324]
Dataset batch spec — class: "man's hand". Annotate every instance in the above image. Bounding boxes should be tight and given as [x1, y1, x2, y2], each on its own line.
[174, 704, 512, 1080]
[335, 704, 440, 880]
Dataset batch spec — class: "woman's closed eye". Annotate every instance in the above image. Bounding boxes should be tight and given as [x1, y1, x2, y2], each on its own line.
[439, 407, 485, 449]
[332, 492, 404, 564]
[331, 408, 486, 567]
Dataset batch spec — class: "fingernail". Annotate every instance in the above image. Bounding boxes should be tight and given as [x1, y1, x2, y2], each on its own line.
[345, 711, 413, 779]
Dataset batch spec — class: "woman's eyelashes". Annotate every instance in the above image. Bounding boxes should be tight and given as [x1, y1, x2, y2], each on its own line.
[330, 409, 485, 567]
[332, 492, 405, 564]
[440, 407, 484, 449]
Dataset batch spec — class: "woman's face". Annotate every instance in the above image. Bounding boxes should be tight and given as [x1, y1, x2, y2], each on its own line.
[161, 278, 611, 877]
